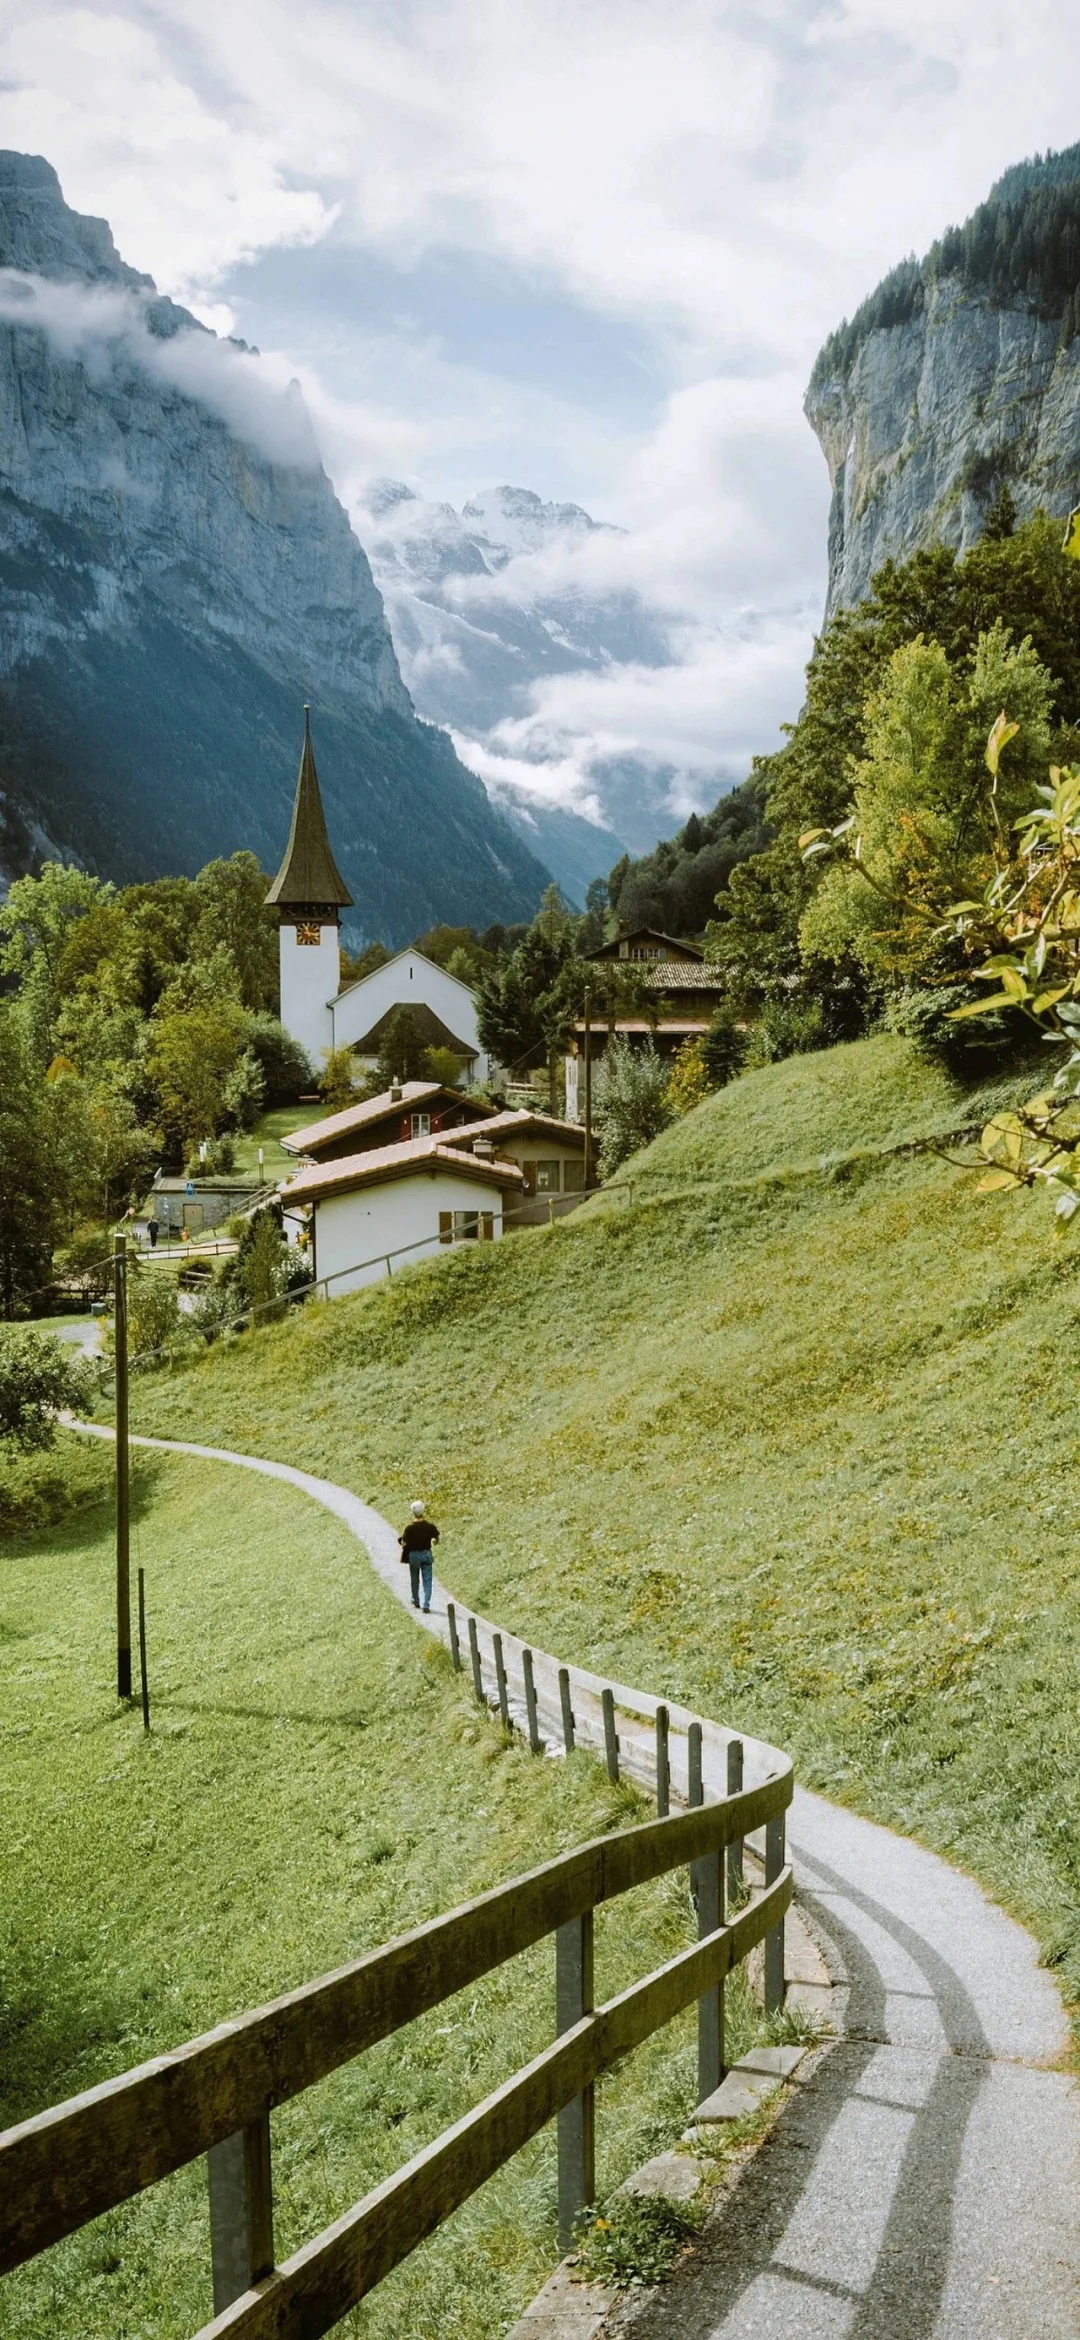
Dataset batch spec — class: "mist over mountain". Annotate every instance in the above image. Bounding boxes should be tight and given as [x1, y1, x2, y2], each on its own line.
[359, 478, 695, 899]
[0, 151, 550, 941]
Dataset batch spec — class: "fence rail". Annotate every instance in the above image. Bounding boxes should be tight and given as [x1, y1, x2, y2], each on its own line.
[0, 1642, 792, 2336]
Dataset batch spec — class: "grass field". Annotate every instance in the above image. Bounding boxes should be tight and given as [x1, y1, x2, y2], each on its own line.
[122, 1032, 1080, 2019]
[230, 1101, 327, 1177]
[1, 1443, 763, 2340]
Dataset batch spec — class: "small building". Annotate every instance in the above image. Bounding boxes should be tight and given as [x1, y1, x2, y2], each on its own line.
[331, 950, 490, 1085]
[442, 1110, 587, 1226]
[280, 1137, 523, 1297]
[565, 926, 726, 1117]
[280, 1082, 494, 1167]
[149, 1177, 258, 1236]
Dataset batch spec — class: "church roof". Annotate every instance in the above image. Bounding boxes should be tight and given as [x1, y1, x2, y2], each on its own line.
[265, 708, 353, 909]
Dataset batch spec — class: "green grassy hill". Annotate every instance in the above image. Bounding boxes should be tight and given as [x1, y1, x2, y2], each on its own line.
[2, 1451, 728, 2340]
[126, 1033, 1080, 2016]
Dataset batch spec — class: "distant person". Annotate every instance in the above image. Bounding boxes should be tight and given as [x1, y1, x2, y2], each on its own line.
[148, 1215, 159, 1249]
[399, 1500, 439, 1612]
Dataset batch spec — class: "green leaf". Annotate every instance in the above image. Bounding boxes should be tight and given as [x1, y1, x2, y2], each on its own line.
[976, 1169, 1022, 1192]
[949, 994, 1013, 1019]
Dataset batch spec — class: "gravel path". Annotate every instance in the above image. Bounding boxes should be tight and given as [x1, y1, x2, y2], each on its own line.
[80, 1427, 1080, 2338]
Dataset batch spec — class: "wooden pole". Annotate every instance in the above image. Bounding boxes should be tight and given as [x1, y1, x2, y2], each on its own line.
[601, 1686, 619, 1783]
[583, 989, 593, 1190]
[558, 1666, 575, 1753]
[113, 1233, 131, 1700]
[556, 1910, 595, 2250]
[688, 1722, 723, 2096]
[726, 1737, 744, 1905]
[467, 1616, 484, 1706]
[446, 1602, 462, 1672]
[522, 1648, 542, 1754]
[137, 1567, 150, 1734]
[764, 1811, 786, 2013]
[493, 1633, 511, 1733]
[655, 1703, 670, 1817]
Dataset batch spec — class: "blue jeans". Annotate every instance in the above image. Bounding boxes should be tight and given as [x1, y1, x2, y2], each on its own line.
[409, 1556, 433, 1610]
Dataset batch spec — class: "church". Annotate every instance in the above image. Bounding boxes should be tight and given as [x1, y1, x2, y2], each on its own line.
[265, 710, 491, 1085]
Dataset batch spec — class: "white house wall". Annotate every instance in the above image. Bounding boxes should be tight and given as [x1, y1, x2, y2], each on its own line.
[330, 952, 488, 1082]
[313, 1170, 505, 1297]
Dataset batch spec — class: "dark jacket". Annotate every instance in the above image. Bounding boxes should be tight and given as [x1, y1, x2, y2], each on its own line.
[400, 1518, 439, 1554]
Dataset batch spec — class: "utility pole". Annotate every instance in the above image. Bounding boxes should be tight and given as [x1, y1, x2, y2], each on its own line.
[114, 1231, 132, 1699]
[583, 987, 594, 1191]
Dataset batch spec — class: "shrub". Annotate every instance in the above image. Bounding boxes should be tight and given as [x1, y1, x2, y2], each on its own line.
[0, 1327, 92, 1449]
[594, 1039, 674, 1174]
[221, 1047, 266, 1133]
[700, 1003, 749, 1088]
[573, 2193, 702, 2289]
[665, 1038, 711, 1116]
[243, 1014, 313, 1103]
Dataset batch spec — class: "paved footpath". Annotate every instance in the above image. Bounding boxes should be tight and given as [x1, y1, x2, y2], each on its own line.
[80, 1428, 1080, 2338]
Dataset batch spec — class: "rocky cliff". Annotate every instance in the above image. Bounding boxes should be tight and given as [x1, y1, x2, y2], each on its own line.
[0, 152, 549, 938]
[806, 145, 1080, 612]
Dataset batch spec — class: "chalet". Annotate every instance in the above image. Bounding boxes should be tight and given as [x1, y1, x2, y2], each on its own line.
[280, 1137, 523, 1297]
[279, 1081, 493, 1165]
[265, 717, 490, 1085]
[442, 1110, 586, 1224]
[565, 925, 725, 1116]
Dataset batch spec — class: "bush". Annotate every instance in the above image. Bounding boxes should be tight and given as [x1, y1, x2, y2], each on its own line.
[117, 1268, 188, 1371]
[0, 1433, 113, 1536]
[573, 2193, 702, 2289]
[883, 984, 1026, 1076]
[665, 1038, 711, 1116]
[700, 1003, 750, 1088]
[594, 1040, 674, 1174]
[0, 1327, 93, 1449]
[746, 995, 828, 1068]
[221, 1046, 266, 1133]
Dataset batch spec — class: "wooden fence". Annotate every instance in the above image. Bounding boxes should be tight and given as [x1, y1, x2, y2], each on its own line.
[0, 1648, 792, 2340]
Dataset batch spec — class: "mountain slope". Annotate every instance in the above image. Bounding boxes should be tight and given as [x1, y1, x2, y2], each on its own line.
[0, 152, 550, 939]
[806, 142, 1080, 610]
[360, 479, 680, 894]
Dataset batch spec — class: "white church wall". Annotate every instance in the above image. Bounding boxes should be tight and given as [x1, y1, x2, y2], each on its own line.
[312, 1169, 506, 1297]
[279, 924, 338, 1070]
[330, 950, 488, 1082]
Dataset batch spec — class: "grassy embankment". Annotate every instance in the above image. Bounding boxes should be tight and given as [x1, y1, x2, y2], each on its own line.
[1, 1444, 761, 2340]
[123, 1031, 1080, 2011]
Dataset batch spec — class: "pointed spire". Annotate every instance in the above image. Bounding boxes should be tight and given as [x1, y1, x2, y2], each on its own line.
[265, 706, 353, 909]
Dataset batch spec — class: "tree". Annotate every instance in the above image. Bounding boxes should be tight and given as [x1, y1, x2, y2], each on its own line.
[0, 863, 114, 1059]
[146, 951, 248, 1154]
[0, 1009, 101, 1316]
[192, 853, 278, 1011]
[0, 1327, 91, 1448]
[376, 1006, 428, 1086]
[243, 1014, 312, 1103]
[475, 887, 579, 1085]
[221, 1048, 266, 1133]
[319, 1046, 361, 1113]
[593, 1039, 673, 1174]
[665, 1038, 711, 1115]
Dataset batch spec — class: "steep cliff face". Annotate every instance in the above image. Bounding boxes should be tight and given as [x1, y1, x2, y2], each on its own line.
[806, 147, 1080, 612]
[0, 152, 548, 937]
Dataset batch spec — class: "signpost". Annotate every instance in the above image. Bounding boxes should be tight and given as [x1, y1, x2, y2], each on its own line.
[114, 1232, 131, 1699]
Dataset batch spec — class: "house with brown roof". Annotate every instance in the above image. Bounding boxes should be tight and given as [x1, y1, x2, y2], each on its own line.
[565, 925, 726, 1117]
[280, 1081, 493, 1165]
[281, 1136, 524, 1297]
[441, 1110, 586, 1223]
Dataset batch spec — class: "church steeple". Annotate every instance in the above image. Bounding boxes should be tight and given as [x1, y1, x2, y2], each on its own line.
[266, 707, 353, 913]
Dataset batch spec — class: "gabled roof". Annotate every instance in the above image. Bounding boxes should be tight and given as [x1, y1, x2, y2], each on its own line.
[443, 1109, 585, 1149]
[265, 708, 353, 909]
[281, 1134, 525, 1204]
[586, 927, 704, 962]
[280, 1081, 489, 1158]
[334, 944, 477, 1008]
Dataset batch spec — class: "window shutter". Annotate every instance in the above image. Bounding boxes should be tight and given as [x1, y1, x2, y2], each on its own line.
[439, 1211, 453, 1246]
[481, 1213, 494, 1241]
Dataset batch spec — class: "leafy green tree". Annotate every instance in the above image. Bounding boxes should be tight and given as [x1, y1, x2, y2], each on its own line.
[146, 950, 248, 1154]
[0, 1327, 91, 1447]
[0, 863, 114, 1059]
[192, 853, 278, 1011]
[376, 1006, 429, 1087]
[665, 1038, 711, 1115]
[242, 1014, 312, 1104]
[0, 1010, 106, 1315]
[319, 1046, 361, 1113]
[221, 1048, 266, 1133]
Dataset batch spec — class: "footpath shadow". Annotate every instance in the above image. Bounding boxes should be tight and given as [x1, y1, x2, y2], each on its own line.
[615, 1853, 991, 2340]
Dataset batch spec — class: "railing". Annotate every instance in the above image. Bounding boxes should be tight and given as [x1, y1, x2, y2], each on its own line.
[0, 1646, 792, 2339]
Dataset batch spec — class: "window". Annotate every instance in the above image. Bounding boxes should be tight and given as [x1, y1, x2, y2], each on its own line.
[410, 1112, 431, 1137]
[563, 1158, 585, 1193]
[454, 1211, 480, 1241]
[630, 944, 663, 960]
[441, 1208, 494, 1244]
[536, 1160, 561, 1193]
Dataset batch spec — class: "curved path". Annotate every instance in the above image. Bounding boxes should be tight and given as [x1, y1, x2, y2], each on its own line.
[77, 1426, 1080, 2337]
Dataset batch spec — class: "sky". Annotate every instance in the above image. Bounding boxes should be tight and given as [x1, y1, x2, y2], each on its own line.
[2, 0, 1080, 841]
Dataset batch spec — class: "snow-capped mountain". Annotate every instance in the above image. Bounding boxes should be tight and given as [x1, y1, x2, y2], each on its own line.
[358, 480, 683, 900]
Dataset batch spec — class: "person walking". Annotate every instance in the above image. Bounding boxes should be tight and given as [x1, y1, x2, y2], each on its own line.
[399, 1500, 439, 1612]
[148, 1213, 159, 1249]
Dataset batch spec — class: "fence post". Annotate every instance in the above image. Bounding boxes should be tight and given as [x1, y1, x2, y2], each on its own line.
[447, 1602, 462, 1673]
[764, 1808, 786, 2013]
[727, 1737, 744, 1905]
[137, 1566, 150, 1734]
[601, 1686, 619, 1783]
[556, 1910, 595, 2252]
[207, 2115, 274, 2311]
[522, 1648, 542, 1754]
[559, 1666, 575, 1753]
[688, 1722, 723, 2098]
[493, 1633, 511, 1733]
[467, 1616, 484, 1706]
[655, 1703, 670, 1817]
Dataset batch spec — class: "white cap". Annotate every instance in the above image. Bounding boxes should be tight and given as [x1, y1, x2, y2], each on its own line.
[411, 1500, 425, 1516]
